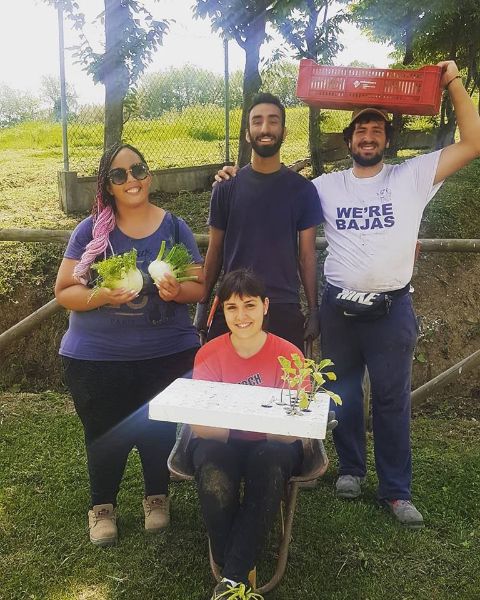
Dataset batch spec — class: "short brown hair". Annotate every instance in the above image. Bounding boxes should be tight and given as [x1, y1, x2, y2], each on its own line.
[217, 269, 267, 304]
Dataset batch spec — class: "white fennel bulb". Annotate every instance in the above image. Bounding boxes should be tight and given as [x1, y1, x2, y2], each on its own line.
[148, 240, 199, 284]
[91, 249, 144, 293]
[148, 260, 174, 283]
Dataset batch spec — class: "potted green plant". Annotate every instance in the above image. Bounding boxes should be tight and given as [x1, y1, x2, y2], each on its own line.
[276, 353, 342, 415]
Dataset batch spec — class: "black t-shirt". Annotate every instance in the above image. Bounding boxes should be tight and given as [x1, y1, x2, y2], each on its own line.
[208, 164, 324, 303]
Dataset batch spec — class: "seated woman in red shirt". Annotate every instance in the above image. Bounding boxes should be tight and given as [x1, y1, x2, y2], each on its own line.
[191, 269, 304, 600]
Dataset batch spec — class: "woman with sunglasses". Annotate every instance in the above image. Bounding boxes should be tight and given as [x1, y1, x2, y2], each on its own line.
[55, 143, 204, 546]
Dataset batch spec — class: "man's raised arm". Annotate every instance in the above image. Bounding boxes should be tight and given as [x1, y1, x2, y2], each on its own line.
[434, 60, 480, 185]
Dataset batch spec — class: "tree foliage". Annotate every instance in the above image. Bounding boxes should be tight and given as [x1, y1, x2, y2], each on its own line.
[40, 75, 78, 121]
[411, 1, 480, 93]
[260, 61, 302, 107]
[137, 65, 225, 118]
[193, 0, 285, 166]
[42, 1, 169, 147]
[411, 1, 480, 147]
[0, 85, 40, 127]
[273, 0, 347, 63]
[350, 0, 480, 149]
[44, 0, 168, 87]
[349, 0, 427, 65]
[272, 1, 349, 175]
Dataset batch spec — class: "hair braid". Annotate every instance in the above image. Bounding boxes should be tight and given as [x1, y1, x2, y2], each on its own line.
[74, 143, 150, 284]
[73, 144, 122, 283]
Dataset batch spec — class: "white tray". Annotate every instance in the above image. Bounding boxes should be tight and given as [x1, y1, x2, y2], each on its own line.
[148, 378, 330, 440]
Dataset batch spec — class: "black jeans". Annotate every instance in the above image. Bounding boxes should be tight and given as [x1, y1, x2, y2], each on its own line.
[63, 347, 197, 506]
[208, 302, 305, 351]
[191, 437, 303, 585]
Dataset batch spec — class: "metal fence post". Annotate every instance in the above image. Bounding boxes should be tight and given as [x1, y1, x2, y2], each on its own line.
[57, 6, 69, 172]
[224, 38, 230, 164]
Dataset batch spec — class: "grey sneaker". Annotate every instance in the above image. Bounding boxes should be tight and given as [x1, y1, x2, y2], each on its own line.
[385, 499, 424, 528]
[335, 475, 364, 499]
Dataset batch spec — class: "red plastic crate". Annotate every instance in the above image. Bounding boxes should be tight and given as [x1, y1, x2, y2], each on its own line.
[296, 59, 443, 116]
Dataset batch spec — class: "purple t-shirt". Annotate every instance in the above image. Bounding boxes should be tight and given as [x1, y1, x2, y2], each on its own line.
[59, 212, 202, 361]
[209, 165, 323, 303]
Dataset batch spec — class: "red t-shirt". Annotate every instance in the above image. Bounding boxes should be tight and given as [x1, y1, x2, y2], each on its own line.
[193, 333, 304, 441]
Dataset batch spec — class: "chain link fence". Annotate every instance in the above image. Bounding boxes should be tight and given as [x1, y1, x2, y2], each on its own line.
[64, 44, 351, 175]
[63, 44, 440, 175]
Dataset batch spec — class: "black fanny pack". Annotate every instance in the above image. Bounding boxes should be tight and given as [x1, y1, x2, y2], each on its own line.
[329, 283, 410, 321]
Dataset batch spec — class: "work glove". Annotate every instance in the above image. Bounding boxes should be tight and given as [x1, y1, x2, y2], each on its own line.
[327, 410, 338, 432]
[303, 307, 320, 341]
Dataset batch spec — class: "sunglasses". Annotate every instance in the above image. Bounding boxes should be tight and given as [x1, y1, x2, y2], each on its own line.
[108, 162, 150, 185]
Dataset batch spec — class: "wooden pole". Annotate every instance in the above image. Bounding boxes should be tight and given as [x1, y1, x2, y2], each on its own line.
[2, 230, 480, 252]
[57, 6, 69, 172]
[417, 239, 480, 252]
[0, 229, 71, 243]
[411, 347, 480, 405]
[224, 38, 230, 164]
[0, 299, 64, 354]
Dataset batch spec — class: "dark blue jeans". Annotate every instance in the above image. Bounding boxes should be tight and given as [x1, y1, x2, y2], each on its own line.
[320, 285, 418, 500]
[63, 348, 197, 506]
[191, 437, 302, 585]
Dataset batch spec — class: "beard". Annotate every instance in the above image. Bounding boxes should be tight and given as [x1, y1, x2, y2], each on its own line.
[248, 131, 284, 158]
[350, 146, 385, 167]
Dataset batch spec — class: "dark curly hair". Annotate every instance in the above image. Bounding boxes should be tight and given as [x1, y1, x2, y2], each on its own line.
[93, 142, 148, 217]
[342, 112, 393, 146]
[73, 143, 149, 283]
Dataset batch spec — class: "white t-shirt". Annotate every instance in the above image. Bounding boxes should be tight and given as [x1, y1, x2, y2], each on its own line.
[313, 151, 443, 292]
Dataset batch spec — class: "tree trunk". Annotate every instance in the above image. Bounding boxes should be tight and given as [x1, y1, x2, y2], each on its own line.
[435, 95, 457, 149]
[103, 0, 129, 149]
[237, 15, 265, 167]
[403, 25, 415, 66]
[386, 33, 414, 158]
[104, 78, 128, 149]
[385, 113, 403, 158]
[309, 106, 324, 177]
[434, 32, 459, 150]
[304, 1, 323, 174]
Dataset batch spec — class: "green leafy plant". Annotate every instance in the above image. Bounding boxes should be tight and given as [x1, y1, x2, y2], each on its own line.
[91, 249, 143, 293]
[277, 353, 342, 415]
[147, 241, 200, 284]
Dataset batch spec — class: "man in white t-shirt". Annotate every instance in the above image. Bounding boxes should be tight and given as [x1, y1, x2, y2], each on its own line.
[214, 60, 480, 528]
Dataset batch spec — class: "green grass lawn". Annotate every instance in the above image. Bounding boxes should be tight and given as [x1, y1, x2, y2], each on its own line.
[1, 392, 479, 600]
[0, 106, 436, 177]
[0, 107, 321, 176]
